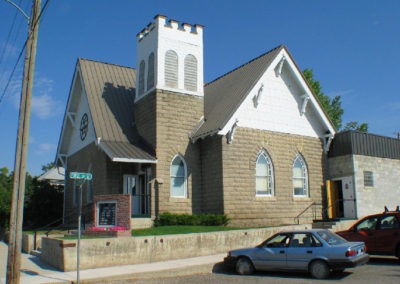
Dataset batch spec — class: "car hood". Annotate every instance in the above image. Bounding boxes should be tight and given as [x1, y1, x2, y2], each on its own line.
[229, 247, 258, 256]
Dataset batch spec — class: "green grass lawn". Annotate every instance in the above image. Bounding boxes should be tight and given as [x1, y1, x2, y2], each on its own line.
[131, 225, 243, 236]
[24, 225, 246, 239]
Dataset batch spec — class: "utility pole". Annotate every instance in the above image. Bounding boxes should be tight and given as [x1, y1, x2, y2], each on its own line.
[6, 0, 41, 283]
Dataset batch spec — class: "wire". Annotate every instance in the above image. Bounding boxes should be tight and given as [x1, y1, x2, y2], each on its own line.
[0, 0, 24, 72]
[0, 39, 27, 104]
[0, 0, 52, 106]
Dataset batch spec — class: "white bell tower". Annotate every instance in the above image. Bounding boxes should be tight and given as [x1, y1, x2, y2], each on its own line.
[135, 15, 204, 101]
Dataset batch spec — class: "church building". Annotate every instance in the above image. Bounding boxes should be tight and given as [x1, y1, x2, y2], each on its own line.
[56, 15, 337, 227]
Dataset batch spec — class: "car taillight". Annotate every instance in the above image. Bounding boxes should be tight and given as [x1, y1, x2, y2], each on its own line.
[346, 249, 357, 257]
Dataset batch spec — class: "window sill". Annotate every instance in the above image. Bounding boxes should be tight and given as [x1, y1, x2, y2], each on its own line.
[169, 197, 189, 203]
[364, 186, 375, 190]
[292, 196, 312, 201]
[255, 195, 277, 201]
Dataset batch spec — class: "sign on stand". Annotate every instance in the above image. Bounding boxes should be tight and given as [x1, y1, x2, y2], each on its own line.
[69, 171, 92, 284]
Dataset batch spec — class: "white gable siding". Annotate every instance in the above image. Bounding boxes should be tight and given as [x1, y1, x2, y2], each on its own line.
[224, 55, 327, 139]
[68, 87, 95, 155]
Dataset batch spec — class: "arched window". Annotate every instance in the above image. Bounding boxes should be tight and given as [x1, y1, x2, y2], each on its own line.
[256, 150, 274, 196]
[147, 53, 155, 90]
[138, 60, 145, 95]
[184, 54, 197, 91]
[293, 154, 308, 196]
[165, 50, 178, 88]
[170, 155, 187, 198]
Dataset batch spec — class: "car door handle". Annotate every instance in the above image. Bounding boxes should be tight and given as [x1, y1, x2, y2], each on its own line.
[280, 250, 285, 254]
[307, 250, 313, 254]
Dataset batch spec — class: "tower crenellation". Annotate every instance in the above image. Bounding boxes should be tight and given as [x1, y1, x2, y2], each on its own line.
[135, 15, 204, 101]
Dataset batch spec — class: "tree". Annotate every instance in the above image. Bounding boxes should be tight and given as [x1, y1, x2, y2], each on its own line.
[0, 163, 64, 230]
[41, 162, 55, 173]
[303, 68, 368, 132]
[0, 167, 12, 229]
[302, 69, 344, 129]
[343, 121, 369, 133]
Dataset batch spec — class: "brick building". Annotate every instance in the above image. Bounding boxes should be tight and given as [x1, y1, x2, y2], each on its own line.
[56, 15, 337, 227]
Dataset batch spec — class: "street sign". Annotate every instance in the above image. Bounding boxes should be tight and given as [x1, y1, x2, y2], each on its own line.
[69, 172, 92, 180]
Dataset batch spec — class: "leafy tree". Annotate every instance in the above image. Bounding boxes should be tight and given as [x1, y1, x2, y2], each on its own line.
[23, 178, 63, 228]
[343, 121, 369, 132]
[0, 163, 64, 230]
[302, 69, 344, 129]
[41, 162, 55, 173]
[0, 167, 12, 229]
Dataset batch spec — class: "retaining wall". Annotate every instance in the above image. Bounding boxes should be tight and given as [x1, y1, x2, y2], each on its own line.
[41, 224, 310, 271]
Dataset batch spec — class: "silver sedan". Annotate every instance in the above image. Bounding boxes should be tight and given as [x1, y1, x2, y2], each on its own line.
[224, 229, 369, 279]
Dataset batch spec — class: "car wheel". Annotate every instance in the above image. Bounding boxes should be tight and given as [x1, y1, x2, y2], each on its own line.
[235, 257, 255, 275]
[309, 260, 330, 279]
[395, 244, 400, 259]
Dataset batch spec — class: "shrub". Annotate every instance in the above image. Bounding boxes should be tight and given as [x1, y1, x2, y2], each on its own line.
[155, 212, 229, 227]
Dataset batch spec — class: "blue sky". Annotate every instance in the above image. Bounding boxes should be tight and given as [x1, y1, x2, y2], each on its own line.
[0, 0, 399, 176]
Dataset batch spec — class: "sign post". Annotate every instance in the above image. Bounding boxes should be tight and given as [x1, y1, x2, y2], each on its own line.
[69, 172, 92, 284]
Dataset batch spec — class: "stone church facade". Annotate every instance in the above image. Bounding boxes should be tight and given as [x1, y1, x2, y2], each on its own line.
[56, 15, 337, 227]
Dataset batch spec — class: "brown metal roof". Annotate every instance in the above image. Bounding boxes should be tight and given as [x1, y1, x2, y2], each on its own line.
[99, 141, 157, 163]
[78, 58, 156, 162]
[191, 45, 285, 139]
[79, 58, 136, 142]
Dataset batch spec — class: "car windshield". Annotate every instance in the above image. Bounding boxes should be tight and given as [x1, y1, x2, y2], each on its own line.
[316, 230, 347, 245]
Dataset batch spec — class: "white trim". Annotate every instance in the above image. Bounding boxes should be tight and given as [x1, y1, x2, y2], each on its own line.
[96, 200, 118, 227]
[300, 94, 310, 115]
[218, 49, 336, 139]
[279, 50, 336, 135]
[255, 150, 275, 197]
[112, 157, 158, 164]
[292, 153, 309, 197]
[170, 154, 188, 198]
[275, 56, 286, 77]
[226, 119, 239, 144]
[97, 142, 157, 164]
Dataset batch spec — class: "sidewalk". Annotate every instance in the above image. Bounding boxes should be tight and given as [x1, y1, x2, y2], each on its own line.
[0, 241, 226, 283]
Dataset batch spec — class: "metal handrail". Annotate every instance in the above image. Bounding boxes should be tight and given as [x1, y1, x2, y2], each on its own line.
[32, 203, 93, 250]
[294, 202, 321, 224]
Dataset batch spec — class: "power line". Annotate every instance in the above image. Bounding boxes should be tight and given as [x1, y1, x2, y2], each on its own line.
[0, 0, 52, 106]
[0, 0, 24, 72]
[0, 39, 27, 104]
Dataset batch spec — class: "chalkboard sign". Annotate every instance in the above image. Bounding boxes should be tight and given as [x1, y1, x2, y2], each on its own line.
[98, 202, 116, 226]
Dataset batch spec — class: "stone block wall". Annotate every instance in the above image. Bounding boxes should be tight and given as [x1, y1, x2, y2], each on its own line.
[221, 128, 326, 227]
[353, 155, 400, 218]
[152, 90, 203, 214]
[200, 135, 224, 213]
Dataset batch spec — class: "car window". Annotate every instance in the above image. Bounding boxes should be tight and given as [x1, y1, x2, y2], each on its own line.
[355, 216, 378, 231]
[316, 231, 346, 245]
[379, 215, 400, 230]
[289, 233, 321, 247]
[265, 233, 290, 248]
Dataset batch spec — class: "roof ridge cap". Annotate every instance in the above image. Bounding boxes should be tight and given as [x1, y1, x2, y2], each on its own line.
[205, 44, 285, 87]
[78, 57, 135, 70]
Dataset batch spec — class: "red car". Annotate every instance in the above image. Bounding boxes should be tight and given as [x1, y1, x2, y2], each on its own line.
[336, 207, 400, 258]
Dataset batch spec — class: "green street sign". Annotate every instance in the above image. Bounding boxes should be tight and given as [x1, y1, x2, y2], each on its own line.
[69, 172, 92, 180]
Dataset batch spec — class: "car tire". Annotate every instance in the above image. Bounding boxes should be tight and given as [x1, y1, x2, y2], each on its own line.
[395, 244, 400, 259]
[309, 260, 330, 279]
[235, 257, 255, 275]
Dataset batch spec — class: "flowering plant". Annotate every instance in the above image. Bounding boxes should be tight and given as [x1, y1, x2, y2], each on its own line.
[89, 226, 127, 231]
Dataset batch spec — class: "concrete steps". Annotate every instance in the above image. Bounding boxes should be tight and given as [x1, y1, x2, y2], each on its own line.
[312, 219, 357, 232]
